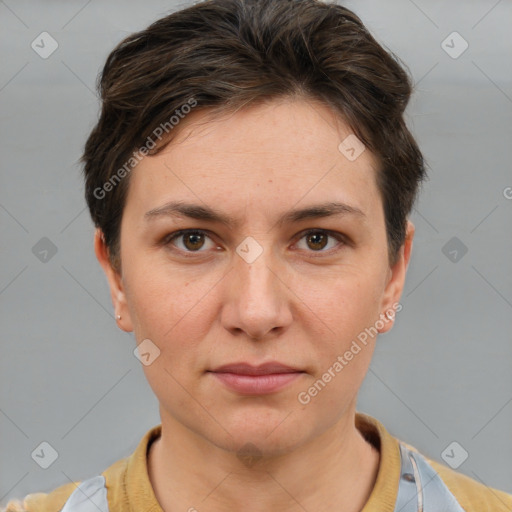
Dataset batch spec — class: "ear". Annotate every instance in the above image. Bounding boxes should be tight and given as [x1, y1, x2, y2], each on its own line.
[377, 220, 415, 334]
[94, 228, 134, 332]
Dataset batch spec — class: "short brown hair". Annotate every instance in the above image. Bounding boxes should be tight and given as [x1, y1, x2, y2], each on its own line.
[82, 0, 426, 272]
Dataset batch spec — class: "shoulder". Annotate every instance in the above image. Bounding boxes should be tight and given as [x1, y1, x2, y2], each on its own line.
[356, 413, 512, 511]
[1, 457, 128, 512]
[1, 425, 160, 512]
[404, 441, 512, 512]
[428, 457, 512, 512]
[1, 481, 78, 512]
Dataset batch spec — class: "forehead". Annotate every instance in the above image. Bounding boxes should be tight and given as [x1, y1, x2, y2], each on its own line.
[125, 97, 382, 223]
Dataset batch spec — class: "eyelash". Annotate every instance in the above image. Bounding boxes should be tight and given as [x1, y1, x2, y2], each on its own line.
[163, 228, 347, 257]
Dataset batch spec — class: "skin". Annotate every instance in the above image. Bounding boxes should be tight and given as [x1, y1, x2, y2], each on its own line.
[95, 96, 414, 512]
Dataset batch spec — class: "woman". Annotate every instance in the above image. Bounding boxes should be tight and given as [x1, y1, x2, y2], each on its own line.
[4, 0, 511, 510]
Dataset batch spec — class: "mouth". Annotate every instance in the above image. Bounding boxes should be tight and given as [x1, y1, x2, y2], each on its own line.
[207, 362, 305, 395]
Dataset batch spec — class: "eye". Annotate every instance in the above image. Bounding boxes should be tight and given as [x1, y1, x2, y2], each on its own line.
[294, 229, 346, 254]
[163, 228, 346, 256]
[164, 229, 217, 254]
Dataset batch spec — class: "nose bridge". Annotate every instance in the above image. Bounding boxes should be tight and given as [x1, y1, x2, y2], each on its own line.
[224, 232, 290, 339]
[235, 233, 280, 302]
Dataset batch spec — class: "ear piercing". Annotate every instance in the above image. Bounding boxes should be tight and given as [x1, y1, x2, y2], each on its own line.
[116, 314, 122, 320]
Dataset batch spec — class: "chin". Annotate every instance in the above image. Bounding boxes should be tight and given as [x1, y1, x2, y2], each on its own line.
[210, 412, 312, 458]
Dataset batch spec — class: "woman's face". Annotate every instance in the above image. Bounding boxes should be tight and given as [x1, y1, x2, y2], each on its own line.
[97, 97, 412, 456]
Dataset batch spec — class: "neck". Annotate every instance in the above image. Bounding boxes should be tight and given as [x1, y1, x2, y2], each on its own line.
[147, 409, 380, 512]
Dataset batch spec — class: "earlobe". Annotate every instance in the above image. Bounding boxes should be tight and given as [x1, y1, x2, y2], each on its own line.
[93, 228, 134, 332]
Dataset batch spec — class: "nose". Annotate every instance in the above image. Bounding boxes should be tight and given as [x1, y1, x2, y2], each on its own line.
[220, 240, 293, 341]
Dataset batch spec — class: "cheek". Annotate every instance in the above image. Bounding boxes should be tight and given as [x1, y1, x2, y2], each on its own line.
[303, 270, 384, 340]
[297, 286, 378, 417]
[124, 264, 220, 376]
[298, 270, 384, 397]
[123, 254, 202, 333]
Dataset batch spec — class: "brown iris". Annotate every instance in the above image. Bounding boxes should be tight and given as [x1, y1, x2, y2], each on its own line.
[183, 231, 205, 251]
[306, 231, 328, 251]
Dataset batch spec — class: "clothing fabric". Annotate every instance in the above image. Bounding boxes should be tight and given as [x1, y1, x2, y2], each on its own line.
[3, 412, 511, 512]
[24, 442, 468, 512]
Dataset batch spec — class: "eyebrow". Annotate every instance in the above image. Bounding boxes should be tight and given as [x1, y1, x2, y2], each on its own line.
[144, 200, 366, 228]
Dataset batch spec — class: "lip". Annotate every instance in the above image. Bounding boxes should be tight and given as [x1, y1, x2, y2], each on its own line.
[210, 362, 302, 375]
[208, 362, 305, 395]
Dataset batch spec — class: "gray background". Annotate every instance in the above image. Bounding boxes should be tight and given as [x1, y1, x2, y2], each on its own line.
[1, 0, 511, 506]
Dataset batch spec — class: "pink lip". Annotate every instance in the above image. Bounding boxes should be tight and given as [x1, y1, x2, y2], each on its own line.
[208, 362, 304, 395]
